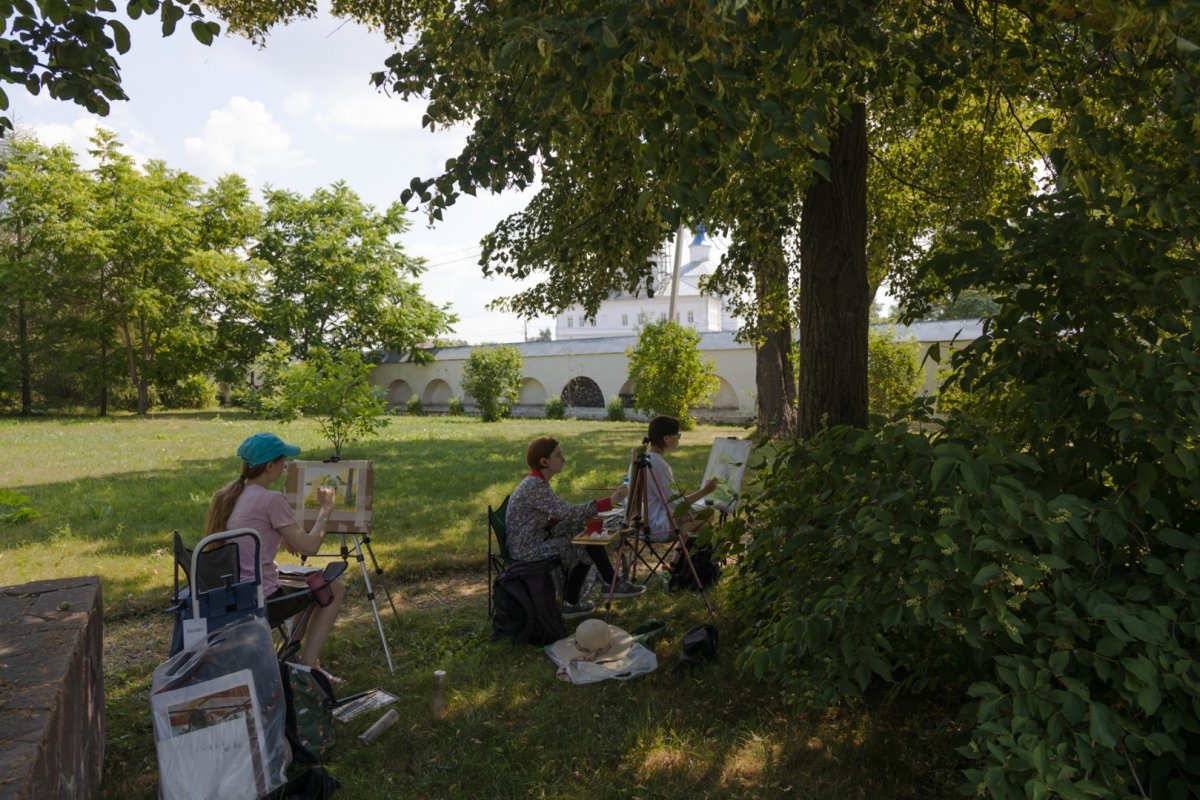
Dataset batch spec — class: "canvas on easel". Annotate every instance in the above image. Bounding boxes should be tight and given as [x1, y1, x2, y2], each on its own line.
[283, 460, 374, 534]
[697, 438, 753, 514]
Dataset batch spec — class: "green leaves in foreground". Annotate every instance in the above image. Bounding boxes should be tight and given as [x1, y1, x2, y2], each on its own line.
[0, 489, 37, 525]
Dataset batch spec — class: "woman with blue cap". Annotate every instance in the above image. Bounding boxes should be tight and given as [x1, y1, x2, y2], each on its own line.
[205, 432, 345, 674]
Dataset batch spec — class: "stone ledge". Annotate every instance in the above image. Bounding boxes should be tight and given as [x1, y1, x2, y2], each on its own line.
[0, 576, 104, 800]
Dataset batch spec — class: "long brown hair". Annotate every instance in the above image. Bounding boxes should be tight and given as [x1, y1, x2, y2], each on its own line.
[204, 459, 272, 535]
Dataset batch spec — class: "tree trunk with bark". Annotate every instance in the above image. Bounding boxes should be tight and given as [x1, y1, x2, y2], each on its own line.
[18, 297, 31, 416]
[798, 103, 870, 438]
[752, 238, 797, 437]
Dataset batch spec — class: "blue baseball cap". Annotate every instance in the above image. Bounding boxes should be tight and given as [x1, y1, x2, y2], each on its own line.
[237, 432, 301, 468]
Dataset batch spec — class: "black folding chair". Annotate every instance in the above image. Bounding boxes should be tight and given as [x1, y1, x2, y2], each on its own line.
[172, 529, 346, 661]
[486, 496, 562, 618]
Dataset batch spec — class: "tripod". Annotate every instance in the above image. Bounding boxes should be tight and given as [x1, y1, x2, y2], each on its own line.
[601, 447, 714, 617]
[305, 529, 402, 675]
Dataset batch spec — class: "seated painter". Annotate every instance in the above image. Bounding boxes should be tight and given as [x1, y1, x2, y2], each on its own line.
[204, 432, 345, 677]
[640, 416, 719, 541]
[505, 437, 646, 619]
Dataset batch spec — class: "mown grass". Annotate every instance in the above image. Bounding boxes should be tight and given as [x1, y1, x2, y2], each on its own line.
[0, 413, 963, 799]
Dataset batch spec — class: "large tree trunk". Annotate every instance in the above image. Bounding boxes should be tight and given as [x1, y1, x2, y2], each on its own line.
[753, 238, 797, 437]
[798, 103, 870, 438]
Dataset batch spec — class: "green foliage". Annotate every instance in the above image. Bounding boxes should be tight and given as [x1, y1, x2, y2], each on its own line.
[158, 374, 218, 410]
[626, 320, 718, 431]
[460, 345, 523, 423]
[447, 397, 465, 416]
[730, 174, 1200, 797]
[405, 394, 423, 416]
[605, 396, 626, 422]
[0, 489, 36, 525]
[254, 182, 456, 361]
[0, 0, 219, 133]
[866, 329, 922, 417]
[544, 397, 565, 420]
[264, 348, 387, 457]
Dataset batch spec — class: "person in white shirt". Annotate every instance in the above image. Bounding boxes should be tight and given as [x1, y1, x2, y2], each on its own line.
[641, 416, 719, 539]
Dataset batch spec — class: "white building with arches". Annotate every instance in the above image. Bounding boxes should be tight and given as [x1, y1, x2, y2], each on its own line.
[370, 320, 983, 422]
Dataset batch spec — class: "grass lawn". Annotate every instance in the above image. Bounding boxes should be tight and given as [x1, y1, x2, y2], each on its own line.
[0, 413, 963, 799]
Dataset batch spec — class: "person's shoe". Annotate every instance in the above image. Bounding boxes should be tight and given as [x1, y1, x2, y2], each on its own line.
[561, 600, 597, 620]
[608, 580, 647, 600]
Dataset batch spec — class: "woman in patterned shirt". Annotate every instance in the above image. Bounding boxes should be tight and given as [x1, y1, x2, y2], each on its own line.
[506, 437, 646, 618]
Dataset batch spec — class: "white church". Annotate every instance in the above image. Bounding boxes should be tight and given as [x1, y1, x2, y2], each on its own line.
[371, 228, 982, 421]
[554, 228, 740, 339]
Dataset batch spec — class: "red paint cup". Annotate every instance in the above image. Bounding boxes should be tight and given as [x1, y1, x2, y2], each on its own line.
[586, 517, 603, 534]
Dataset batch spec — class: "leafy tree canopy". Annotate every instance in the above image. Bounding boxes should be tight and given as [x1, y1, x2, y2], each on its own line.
[0, 0, 220, 133]
[626, 319, 718, 430]
[254, 181, 457, 362]
[460, 344, 522, 422]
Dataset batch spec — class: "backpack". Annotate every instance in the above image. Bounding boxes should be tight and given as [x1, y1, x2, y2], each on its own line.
[491, 562, 566, 646]
[668, 545, 721, 591]
[674, 623, 719, 672]
[281, 662, 337, 764]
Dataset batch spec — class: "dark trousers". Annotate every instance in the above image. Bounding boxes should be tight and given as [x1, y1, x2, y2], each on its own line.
[564, 545, 616, 603]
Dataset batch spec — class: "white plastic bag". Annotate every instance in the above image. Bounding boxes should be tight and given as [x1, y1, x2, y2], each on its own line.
[151, 614, 288, 799]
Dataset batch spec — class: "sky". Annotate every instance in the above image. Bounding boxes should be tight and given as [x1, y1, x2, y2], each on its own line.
[13, 10, 554, 344]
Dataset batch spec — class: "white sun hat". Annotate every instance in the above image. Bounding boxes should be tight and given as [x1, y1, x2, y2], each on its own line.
[546, 619, 657, 684]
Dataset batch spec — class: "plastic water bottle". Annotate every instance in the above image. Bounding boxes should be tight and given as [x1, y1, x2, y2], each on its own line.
[357, 709, 399, 745]
[431, 670, 447, 719]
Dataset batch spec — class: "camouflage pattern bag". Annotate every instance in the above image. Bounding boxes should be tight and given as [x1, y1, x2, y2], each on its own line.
[282, 663, 336, 764]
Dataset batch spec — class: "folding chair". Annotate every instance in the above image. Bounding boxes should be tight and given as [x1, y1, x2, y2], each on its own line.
[486, 496, 563, 618]
[170, 529, 346, 661]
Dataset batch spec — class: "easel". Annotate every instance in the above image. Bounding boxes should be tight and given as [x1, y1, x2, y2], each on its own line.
[287, 458, 402, 675]
[601, 446, 714, 618]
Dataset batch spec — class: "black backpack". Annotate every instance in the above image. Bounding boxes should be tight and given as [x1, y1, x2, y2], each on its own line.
[668, 545, 722, 591]
[491, 563, 566, 646]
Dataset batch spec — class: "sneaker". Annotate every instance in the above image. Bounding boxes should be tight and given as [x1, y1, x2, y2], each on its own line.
[561, 600, 597, 620]
[608, 580, 647, 600]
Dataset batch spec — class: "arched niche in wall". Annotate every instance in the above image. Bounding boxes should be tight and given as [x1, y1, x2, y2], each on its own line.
[618, 379, 636, 408]
[561, 376, 604, 408]
[706, 376, 740, 409]
[385, 379, 413, 405]
[422, 378, 453, 406]
[518, 377, 548, 405]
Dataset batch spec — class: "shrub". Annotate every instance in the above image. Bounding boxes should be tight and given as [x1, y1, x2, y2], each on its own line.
[866, 328, 921, 417]
[447, 397, 465, 416]
[406, 394, 423, 416]
[263, 347, 388, 457]
[626, 319, 718, 430]
[0, 489, 37, 525]
[605, 396, 625, 422]
[728, 188, 1200, 798]
[460, 345, 523, 422]
[544, 397, 565, 419]
[159, 374, 218, 410]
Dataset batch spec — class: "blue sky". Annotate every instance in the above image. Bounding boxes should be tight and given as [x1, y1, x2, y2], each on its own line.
[13, 11, 553, 344]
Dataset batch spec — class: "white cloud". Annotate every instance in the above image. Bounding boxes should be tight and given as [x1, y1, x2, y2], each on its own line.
[283, 90, 313, 116]
[316, 91, 426, 134]
[183, 96, 309, 181]
[28, 115, 159, 169]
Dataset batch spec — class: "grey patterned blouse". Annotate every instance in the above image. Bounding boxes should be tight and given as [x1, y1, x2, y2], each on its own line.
[505, 473, 612, 573]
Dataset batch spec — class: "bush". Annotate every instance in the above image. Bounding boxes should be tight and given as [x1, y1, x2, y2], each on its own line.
[728, 188, 1200, 798]
[626, 319, 718, 429]
[159, 374, 218, 410]
[605, 396, 626, 422]
[263, 348, 388, 457]
[406, 394, 423, 416]
[866, 328, 921, 417]
[544, 397, 565, 419]
[0, 489, 37, 525]
[448, 397, 465, 416]
[460, 345, 523, 422]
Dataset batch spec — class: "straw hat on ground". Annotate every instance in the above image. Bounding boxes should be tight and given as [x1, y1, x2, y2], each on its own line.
[549, 618, 636, 665]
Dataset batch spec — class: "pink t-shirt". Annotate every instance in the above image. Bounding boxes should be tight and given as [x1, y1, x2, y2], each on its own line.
[226, 483, 296, 595]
